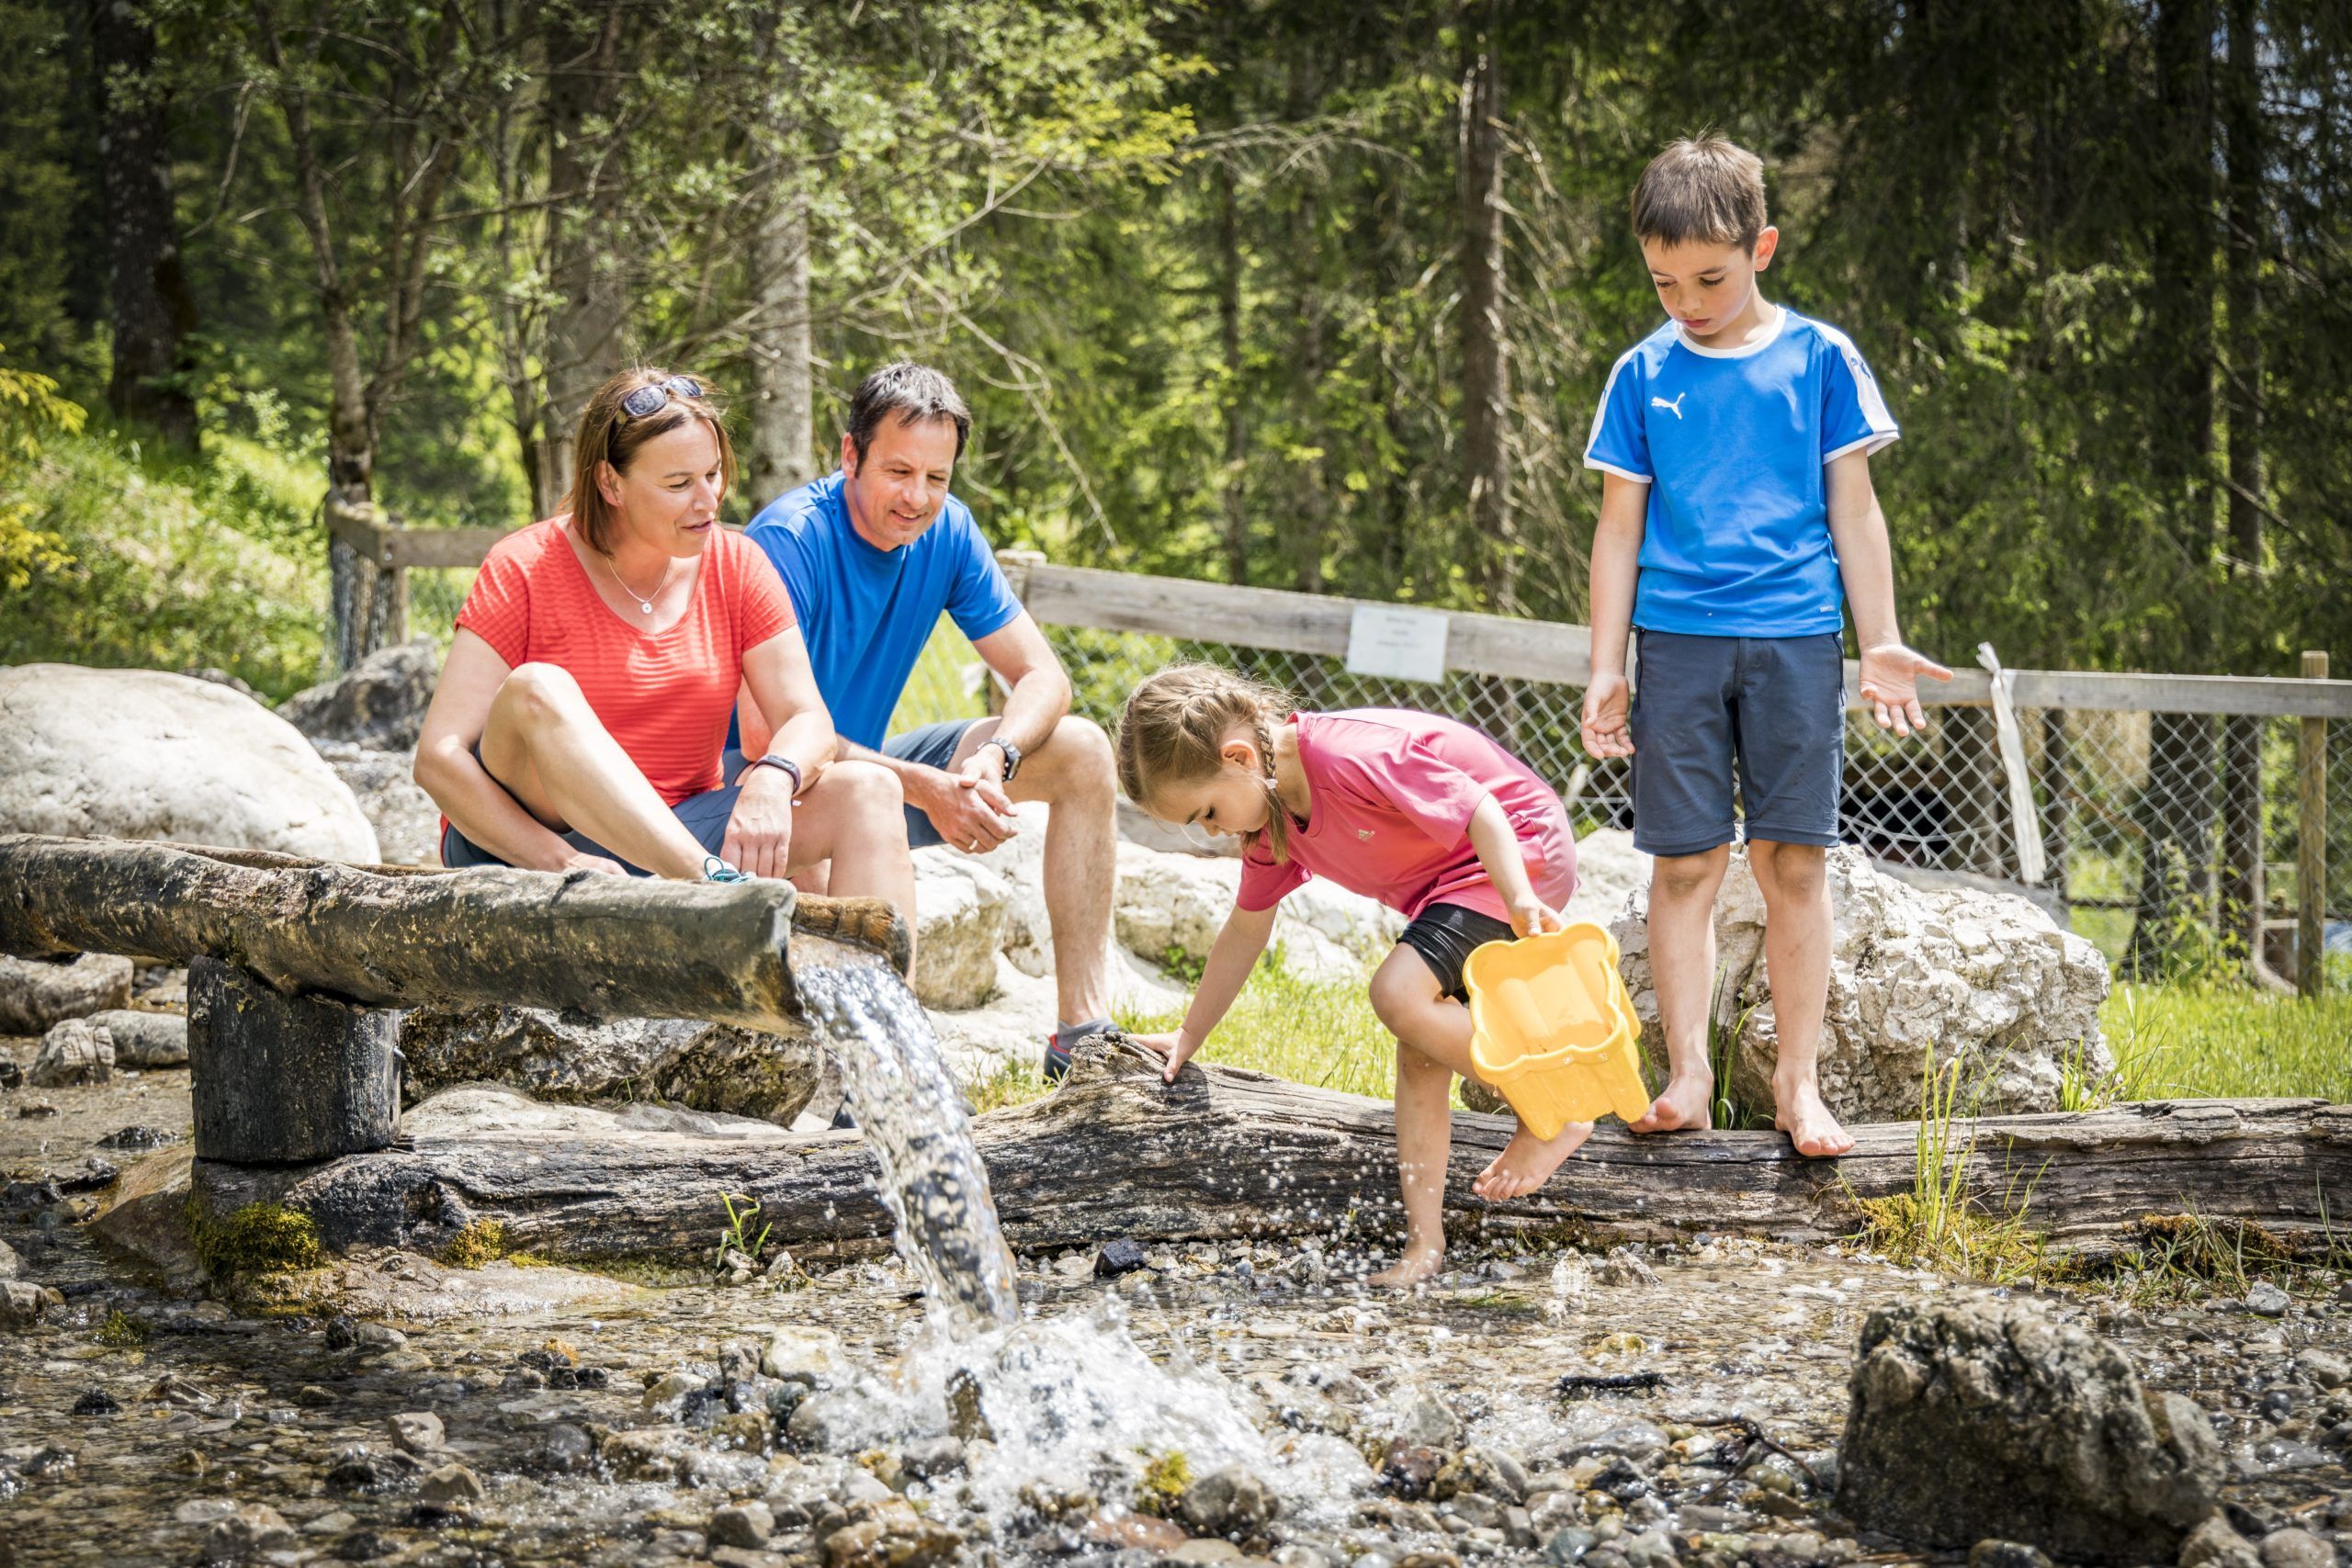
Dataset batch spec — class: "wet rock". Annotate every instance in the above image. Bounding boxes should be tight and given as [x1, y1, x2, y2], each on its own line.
[1386, 1389, 1465, 1450]
[709, 1501, 775, 1549]
[331, 1529, 402, 1561]
[1, 1280, 62, 1328]
[763, 1325, 845, 1382]
[325, 1445, 425, 1495]
[2294, 1350, 2346, 1391]
[1558, 1419, 1668, 1466]
[0, 1241, 16, 1280]
[86, 1010, 187, 1067]
[516, 1422, 596, 1475]
[1083, 1510, 1189, 1551]
[946, 1367, 992, 1443]
[2256, 1530, 2335, 1568]
[2180, 1518, 2265, 1568]
[1181, 1462, 1282, 1535]
[417, 1462, 486, 1506]
[1619, 1530, 1677, 1568]
[16, 1099, 59, 1118]
[388, 1411, 445, 1455]
[1838, 1297, 2222, 1560]
[71, 1388, 120, 1416]
[203, 1503, 299, 1562]
[788, 1391, 874, 1454]
[29, 1017, 113, 1087]
[1439, 1447, 1529, 1504]
[401, 1004, 831, 1126]
[1382, 1441, 1443, 1499]
[605, 1424, 697, 1483]
[52, 1156, 117, 1192]
[0, 1055, 17, 1089]
[1095, 1238, 1148, 1278]
[1168, 1542, 1245, 1564]
[820, 1496, 963, 1568]
[1588, 1456, 1648, 1502]
[1968, 1545, 2054, 1568]
[1590, 1247, 1658, 1288]
[899, 1435, 966, 1480]
[95, 1123, 178, 1150]
[2245, 1282, 2292, 1318]
[0, 953, 134, 1035]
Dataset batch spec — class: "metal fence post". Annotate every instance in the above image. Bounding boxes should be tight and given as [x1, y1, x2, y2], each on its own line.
[2300, 649, 2331, 997]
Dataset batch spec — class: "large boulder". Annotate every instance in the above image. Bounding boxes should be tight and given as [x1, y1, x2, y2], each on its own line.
[313, 741, 442, 866]
[0, 664, 379, 862]
[1614, 845, 2109, 1122]
[400, 1006, 834, 1127]
[0, 953, 133, 1035]
[1838, 1297, 2222, 1560]
[910, 852, 1012, 1010]
[1111, 840, 1388, 986]
[276, 637, 441, 750]
[86, 1009, 187, 1067]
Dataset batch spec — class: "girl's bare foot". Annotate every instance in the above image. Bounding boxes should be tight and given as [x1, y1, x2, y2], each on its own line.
[1628, 1072, 1713, 1134]
[1368, 1245, 1446, 1289]
[1773, 1072, 1854, 1157]
[1473, 1118, 1594, 1201]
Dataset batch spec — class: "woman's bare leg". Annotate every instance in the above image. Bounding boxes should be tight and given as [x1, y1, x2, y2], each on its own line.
[481, 663, 710, 879]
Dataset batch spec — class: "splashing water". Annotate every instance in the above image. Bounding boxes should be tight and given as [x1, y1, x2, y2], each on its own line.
[795, 961, 1022, 1332]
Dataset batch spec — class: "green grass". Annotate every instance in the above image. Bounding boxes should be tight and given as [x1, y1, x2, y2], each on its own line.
[2097, 980, 2352, 1102]
[1118, 951, 1404, 1100]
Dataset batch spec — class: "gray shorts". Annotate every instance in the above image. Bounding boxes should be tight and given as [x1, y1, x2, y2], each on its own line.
[439, 745, 749, 875]
[1628, 629, 1845, 857]
[885, 718, 986, 850]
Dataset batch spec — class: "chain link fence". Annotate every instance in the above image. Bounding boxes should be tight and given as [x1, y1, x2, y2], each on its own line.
[892, 611, 2349, 985]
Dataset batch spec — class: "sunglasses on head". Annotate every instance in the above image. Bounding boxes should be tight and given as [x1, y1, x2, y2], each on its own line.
[618, 376, 705, 421]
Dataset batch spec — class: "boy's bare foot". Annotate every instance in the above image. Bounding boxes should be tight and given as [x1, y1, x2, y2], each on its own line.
[1368, 1245, 1446, 1289]
[1628, 1072, 1713, 1134]
[1472, 1119, 1594, 1201]
[1773, 1073, 1854, 1157]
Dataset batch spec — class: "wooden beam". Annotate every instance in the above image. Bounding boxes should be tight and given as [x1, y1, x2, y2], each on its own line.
[2301, 649, 2331, 998]
[149, 1038, 2352, 1265]
[382, 525, 516, 570]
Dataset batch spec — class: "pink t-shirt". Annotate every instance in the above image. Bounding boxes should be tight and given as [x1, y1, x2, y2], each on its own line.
[1237, 709, 1577, 925]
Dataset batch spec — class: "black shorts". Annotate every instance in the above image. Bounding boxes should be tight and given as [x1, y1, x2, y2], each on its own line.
[1628, 628, 1846, 857]
[1397, 902, 1518, 1002]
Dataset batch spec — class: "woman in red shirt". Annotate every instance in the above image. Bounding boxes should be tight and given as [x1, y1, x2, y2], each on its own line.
[413, 368, 911, 918]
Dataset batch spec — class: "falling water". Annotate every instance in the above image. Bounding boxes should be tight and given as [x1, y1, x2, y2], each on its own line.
[795, 960, 1023, 1332]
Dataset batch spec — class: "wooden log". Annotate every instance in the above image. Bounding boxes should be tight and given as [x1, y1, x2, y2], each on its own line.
[0, 833, 909, 1026]
[164, 1039, 2352, 1265]
[188, 957, 401, 1162]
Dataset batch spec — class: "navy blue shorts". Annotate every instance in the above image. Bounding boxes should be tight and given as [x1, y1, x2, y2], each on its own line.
[1628, 629, 1845, 857]
[885, 718, 986, 850]
[439, 745, 749, 875]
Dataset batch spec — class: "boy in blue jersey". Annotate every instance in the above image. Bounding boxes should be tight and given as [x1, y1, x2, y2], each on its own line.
[1577, 135, 1951, 1162]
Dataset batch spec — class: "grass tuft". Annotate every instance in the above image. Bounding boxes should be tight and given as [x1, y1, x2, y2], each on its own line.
[1135, 1449, 1193, 1515]
[438, 1219, 512, 1269]
[95, 1309, 149, 1348]
[189, 1200, 322, 1277]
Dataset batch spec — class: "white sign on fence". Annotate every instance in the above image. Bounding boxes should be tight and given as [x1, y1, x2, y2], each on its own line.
[1345, 604, 1451, 683]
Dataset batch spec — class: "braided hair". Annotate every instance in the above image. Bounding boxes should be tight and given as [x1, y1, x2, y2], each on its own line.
[1114, 662, 1301, 863]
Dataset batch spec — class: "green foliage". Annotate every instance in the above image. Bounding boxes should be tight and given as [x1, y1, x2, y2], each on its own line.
[1849, 1049, 2050, 1285]
[190, 1200, 323, 1277]
[2099, 980, 2352, 1103]
[713, 1191, 773, 1274]
[438, 1220, 513, 1270]
[95, 1309, 150, 1348]
[1135, 1449, 1193, 1516]
[0, 352, 83, 590]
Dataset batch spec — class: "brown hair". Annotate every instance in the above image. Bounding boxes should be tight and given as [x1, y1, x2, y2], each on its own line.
[563, 367, 736, 553]
[1631, 133, 1769, 252]
[1115, 662, 1300, 863]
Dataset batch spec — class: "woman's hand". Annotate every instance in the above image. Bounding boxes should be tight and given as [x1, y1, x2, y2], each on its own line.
[1507, 891, 1566, 938]
[1128, 1029, 1201, 1085]
[721, 766, 796, 878]
[559, 850, 628, 876]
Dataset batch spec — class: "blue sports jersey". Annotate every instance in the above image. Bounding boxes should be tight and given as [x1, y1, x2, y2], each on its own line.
[738, 471, 1023, 751]
[1582, 304, 1898, 637]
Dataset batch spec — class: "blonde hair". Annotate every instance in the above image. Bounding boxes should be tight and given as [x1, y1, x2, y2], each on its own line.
[1116, 662, 1300, 862]
[564, 367, 735, 553]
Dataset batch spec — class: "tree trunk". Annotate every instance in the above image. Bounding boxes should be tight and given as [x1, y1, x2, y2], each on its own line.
[90, 0, 196, 444]
[1215, 156, 1248, 588]
[119, 1040, 2352, 1267]
[746, 186, 815, 505]
[1458, 4, 1519, 745]
[543, 0, 632, 501]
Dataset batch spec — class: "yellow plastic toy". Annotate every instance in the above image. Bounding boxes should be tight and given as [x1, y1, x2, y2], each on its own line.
[1464, 921, 1650, 1137]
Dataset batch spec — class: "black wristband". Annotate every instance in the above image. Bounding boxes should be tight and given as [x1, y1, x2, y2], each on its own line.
[750, 753, 803, 796]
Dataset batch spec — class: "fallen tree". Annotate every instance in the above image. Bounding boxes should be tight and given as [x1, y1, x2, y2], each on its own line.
[103, 1037, 2352, 1268]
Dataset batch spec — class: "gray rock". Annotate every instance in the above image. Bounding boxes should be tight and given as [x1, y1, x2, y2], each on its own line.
[1545, 1529, 1598, 1565]
[2246, 1281, 2292, 1318]
[708, 1501, 775, 1549]
[899, 1435, 966, 1479]
[2295, 1349, 2347, 1390]
[87, 1009, 187, 1066]
[182, 666, 259, 699]
[0, 953, 133, 1036]
[1969, 1545, 2055, 1568]
[1179, 1462, 1283, 1535]
[277, 638, 440, 750]
[2256, 1529, 2336, 1568]
[203, 1502, 299, 1561]
[1620, 1529, 1678, 1568]
[416, 1461, 486, 1506]
[762, 1325, 845, 1382]
[29, 1017, 112, 1086]
[387, 1411, 445, 1455]
[2180, 1518, 2265, 1568]
[1386, 1389, 1465, 1450]
[0, 1239, 17, 1279]
[1444, 1446, 1530, 1503]
[401, 1004, 833, 1126]
[0, 664, 379, 861]
[1558, 1420, 1668, 1466]
[1838, 1297, 2222, 1561]
[2, 1280, 62, 1327]
[311, 742, 441, 867]
[786, 1390, 873, 1454]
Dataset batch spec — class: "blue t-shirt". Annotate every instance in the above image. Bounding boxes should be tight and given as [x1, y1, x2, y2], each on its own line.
[739, 472, 1023, 750]
[1582, 304, 1898, 637]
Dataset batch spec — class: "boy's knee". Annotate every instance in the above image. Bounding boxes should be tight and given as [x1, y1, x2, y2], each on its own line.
[1652, 848, 1726, 901]
[1751, 840, 1826, 897]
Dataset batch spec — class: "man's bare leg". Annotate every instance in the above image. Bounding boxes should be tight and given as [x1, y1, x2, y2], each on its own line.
[965, 714, 1119, 1028]
[1748, 840, 1852, 1156]
[1629, 844, 1730, 1134]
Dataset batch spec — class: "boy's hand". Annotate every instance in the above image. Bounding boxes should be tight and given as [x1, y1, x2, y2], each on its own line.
[1579, 673, 1635, 759]
[1507, 894, 1566, 939]
[1128, 1029, 1199, 1085]
[1858, 643, 1954, 738]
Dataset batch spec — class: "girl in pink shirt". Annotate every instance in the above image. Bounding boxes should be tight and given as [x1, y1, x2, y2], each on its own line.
[1115, 663, 1589, 1288]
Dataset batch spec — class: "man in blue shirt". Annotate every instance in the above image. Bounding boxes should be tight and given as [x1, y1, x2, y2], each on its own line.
[738, 364, 1118, 1078]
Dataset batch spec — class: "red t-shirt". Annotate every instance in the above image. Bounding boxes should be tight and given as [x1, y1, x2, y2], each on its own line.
[1237, 709, 1578, 925]
[454, 518, 794, 807]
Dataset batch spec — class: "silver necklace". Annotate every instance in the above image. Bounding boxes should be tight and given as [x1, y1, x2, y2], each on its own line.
[600, 550, 671, 615]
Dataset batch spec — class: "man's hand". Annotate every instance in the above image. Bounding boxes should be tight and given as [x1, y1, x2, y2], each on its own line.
[1857, 642, 1954, 738]
[913, 763, 1017, 853]
[1128, 1029, 1200, 1085]
[1580, 672, 1635, 758]
[1506, 892, 1566, 939]
[721, 766, 796, 878]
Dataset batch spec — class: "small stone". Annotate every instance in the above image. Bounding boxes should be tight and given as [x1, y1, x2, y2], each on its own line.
[1619, 1529, 1677, 1568]
[72, 1387, 120, 1416]
[1589, 1456, 1648, 1502]
[1442, 1447, 1529, 1504]
[2294, 1350, 2347, 1391]
[416, 1461, 486, 1506]
[86, 1009, 188, 1067]
[1383, 1440, 1443, 1499]
[2246, 1282, 2292, 1318]
[2179, 1517, 2265, 1568]
[203, 1502, 299, 1561]
[1051, 1251, 1094, 1280]
[1168, 1541, 1244, 1564]
[1083, 1510, 1192, 1551]
[2257, 1529, 2335, 1568]
[519, 1422, 595, 1474]
[708, 1500, 775, 1549]
[763, 1325, 844, 1382]
[388, 1411, 445, 1455]
[325, 1445, 424, 1495]
[787, 1390, 871, 1454]
[946, 1366, 993, 1443]
[0, 1239, 18, 1280]
[95, 1123, 178, 1151]
[1388, 1389, 1466, 1449]
[1968, 1544, 2054, 1568]
[302, 1510, 357, 1536]
[899, 1435, 966, 1479]
[1, 1280, 62, 1327]
[28, 1017, 112, 1087]
[17, 1100, 60, 1118]
[1094, 1238, 1148, 1277]
[1180, 1462, 1283, 1536]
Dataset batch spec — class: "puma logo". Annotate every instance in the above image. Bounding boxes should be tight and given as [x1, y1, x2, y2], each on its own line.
[1357, 829, 1374, 840]
[1651, 393, 1688, 420]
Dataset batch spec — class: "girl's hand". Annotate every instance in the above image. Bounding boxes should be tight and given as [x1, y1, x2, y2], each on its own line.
[1128, 1029, 1200, 1084]
[1508, 894, 1566, 938]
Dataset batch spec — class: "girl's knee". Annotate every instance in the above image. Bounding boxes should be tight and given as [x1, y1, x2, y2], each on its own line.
[1368, 962, 1434, 1030]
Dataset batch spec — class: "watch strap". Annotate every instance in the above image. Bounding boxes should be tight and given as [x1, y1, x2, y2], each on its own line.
[750, 752, 803, 795]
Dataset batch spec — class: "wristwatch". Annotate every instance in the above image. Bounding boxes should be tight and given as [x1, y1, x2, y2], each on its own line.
[981, 737, 1022, 783]
[749, 752, 803, 795]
